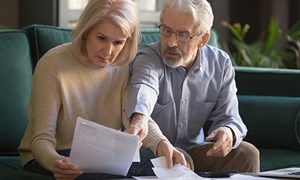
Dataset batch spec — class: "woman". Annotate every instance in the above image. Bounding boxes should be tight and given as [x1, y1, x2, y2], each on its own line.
[18, 0, 186, 179]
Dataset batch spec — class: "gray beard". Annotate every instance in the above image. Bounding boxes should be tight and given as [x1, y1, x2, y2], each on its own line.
[162, 56, 184, 68]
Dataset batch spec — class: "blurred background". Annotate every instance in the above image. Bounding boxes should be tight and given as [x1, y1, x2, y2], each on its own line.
[1, 0, 299, 68]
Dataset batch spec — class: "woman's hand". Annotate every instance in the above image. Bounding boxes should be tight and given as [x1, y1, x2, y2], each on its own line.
[156, 140, 187, 168]
[53, 157, 83, 180]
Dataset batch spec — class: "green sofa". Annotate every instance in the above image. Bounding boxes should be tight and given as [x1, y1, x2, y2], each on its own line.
[235, 67, 300, 171]
[0, 24, 299, 179]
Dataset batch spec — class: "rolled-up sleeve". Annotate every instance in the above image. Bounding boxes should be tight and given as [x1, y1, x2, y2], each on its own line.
[124, 46, 161, 119]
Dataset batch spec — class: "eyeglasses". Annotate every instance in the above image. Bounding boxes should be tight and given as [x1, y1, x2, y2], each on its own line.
[158, 24, 199, 43]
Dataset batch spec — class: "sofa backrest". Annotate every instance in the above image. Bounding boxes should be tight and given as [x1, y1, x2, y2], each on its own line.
[235, 67, 300, 150]
[23, 24, 219, 70]
[235, 66, 300, 97]
[23, 24, 72, 68]
[0, 30, 32, 155]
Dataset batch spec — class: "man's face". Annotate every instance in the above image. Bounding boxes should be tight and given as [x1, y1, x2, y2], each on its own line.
[160, 8, 202, 69]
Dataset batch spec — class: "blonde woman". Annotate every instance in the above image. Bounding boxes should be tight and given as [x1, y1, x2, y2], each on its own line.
[18, 0, 186, 179]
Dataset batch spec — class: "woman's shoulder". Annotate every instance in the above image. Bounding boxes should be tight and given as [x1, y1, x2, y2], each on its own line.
[34, 43, 73, 72]
[37, 43, 72, 64]
[42, 43, 72, 59]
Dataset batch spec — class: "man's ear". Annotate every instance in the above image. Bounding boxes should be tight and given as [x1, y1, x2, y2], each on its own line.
[198, 32, 210, 48]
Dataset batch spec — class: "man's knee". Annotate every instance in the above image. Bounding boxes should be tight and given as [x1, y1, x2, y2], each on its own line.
[238, 141, 260, 160]
[235, 141, 260, 172]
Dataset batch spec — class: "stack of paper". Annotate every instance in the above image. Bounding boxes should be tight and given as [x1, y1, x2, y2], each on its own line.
[69, 117, 140, 176]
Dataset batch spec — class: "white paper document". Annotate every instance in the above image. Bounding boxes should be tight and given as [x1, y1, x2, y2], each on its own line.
[134, 157, 273, 180]
[69, 117, 139, 176]
[134, 157, 204, 179]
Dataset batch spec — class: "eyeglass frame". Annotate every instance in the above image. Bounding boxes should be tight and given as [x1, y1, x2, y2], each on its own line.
[158, 24, 201, 43]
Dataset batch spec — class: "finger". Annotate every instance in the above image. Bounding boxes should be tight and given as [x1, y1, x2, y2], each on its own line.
[173, 151, 186, 166]
[139, 142, 143, 148]
[137, 130, 147, 141]
[206, 142, 222, 156]
[207, 146, 223, 157]
[124, 125, 138, 135]
[125, 128, 135, 135]
[205, 131, 217, 142]
[207, 140, 232, 157]
[53, 158, 83, 176]
[165, 150, 173, 168]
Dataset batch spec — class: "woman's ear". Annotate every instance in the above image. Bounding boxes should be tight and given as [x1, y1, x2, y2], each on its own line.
[198, 32, 210, 48]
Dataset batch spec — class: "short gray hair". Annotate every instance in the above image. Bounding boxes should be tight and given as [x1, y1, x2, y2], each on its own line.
[72, 0, 140, 66]
[160, 0, 214, 35]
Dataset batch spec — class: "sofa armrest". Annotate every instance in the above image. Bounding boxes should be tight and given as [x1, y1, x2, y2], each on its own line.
[238, 95, 300, 150]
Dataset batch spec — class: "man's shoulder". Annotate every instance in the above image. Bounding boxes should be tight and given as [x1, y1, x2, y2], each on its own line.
[131, 42, 164, 73]
[138, 41, 161, 56]
[201, 45, 231, 64]
[134, 42, 163, 65]
[203, 44, 230, 58]
[200, 45, 234, 71]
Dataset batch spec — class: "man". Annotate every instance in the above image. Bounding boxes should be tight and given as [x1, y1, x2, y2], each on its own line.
[125, 0, 260, 173]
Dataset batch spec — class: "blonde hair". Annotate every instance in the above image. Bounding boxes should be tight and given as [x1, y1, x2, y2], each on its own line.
[160, 0, 214, 35]
[72, 0, 140, 66]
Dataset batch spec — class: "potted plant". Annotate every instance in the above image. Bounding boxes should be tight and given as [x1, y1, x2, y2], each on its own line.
[286, 20, 300, 69]
[221, 18, 293, 68]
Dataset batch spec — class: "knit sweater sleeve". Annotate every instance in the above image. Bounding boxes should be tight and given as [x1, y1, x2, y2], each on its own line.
[142, 117, 168, 155]
[29, 53, 65, 171]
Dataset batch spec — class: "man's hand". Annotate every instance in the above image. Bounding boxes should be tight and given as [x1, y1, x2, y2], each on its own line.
[156, 140, 186, 168]
[53, 157, 83, 180]
[125, 113, 148, 146]
[205, 126, 234, 157]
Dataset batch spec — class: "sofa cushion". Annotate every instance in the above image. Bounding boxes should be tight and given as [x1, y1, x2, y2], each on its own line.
[0, 30, 32, 155]
[140, 28, 160, 45]
[260, 148, 300, 171]
[0, 168, 54, 180]
[0, 156, 54, 180]
[0, 156, 53, 179]
[0, 156, 22, 169]
[23, 24, 72, 68]
[238, 95, 300, 150]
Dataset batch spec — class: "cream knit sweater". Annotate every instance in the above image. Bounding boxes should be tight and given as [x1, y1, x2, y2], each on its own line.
[18, 43, 166, 172]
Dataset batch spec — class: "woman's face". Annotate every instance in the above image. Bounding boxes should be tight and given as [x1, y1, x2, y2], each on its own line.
[85, 20, 128, 68]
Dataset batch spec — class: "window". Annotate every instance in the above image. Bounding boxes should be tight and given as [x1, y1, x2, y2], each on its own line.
[59, 0, 87, 28]
[59, 0, 161, 28]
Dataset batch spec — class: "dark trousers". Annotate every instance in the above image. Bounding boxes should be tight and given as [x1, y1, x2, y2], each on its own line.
[24, 148, 155, 179]
[187, 141, 260, 173]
